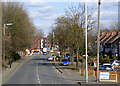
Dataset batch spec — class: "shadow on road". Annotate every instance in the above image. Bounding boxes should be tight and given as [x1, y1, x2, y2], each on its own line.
[32, 58, 47, 61]
[39, 74, 85, 82]
[31, 62, 53, 66]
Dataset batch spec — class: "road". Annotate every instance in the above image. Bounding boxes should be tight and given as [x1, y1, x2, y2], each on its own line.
[5, 54, 74, 84]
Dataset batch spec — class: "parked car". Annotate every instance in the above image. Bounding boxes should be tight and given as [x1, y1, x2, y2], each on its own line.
[61, 59, 69, 66]
[55, 55, 61, 61]
[94, 66, 118, 71]
[102, 63, 114, 70]
[111, 60, 119, 66]
[43, 52, 47, 55]
[94, 66, 106, 71]
[52, 54, 56, 58]
[47, 56, 54, 61]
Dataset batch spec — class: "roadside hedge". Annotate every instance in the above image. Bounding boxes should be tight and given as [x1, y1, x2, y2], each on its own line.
[5, 52, 21, 62]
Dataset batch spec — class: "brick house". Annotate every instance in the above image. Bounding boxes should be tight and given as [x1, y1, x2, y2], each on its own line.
[34, 36, 51, 50]
[99, 31, 120, 59]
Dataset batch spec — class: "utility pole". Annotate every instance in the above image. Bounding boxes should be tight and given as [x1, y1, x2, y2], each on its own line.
[97, 0, 101, 82]
[85, 1, 88, 83]
[3, 23, 12, 67]
[0, 2, 2, 85]
[53, 32, 55, 62]
[47, 37, 48, 53]
[3, 24, 6, 66]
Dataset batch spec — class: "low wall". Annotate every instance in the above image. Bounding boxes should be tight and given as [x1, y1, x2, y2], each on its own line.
[79, 69, 120, 82]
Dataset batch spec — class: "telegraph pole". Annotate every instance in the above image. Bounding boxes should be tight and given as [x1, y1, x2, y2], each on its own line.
[97, 0, 101, 82]
[3, 23, 12, 67]
[3, 24, 6, 66]
[53, 32, 55, 62]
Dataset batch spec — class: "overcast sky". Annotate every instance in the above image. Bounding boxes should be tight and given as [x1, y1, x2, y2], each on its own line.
[2, 0, 119, 37]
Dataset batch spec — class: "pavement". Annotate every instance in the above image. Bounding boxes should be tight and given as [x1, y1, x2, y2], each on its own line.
[52, 62, 95, 83]
[52, 61, 120, 85]
[2, 55, 33, 84]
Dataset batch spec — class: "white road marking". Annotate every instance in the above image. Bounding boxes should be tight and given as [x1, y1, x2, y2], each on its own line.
[37, 75, 39, 78]
[36, 60, 41, 84]
[38, 81, 40, 84]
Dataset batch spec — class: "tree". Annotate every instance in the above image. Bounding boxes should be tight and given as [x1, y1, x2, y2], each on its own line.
[49, 3, 96, 68]
[35, 29, 45, 37]
[2, 2, 35, 59]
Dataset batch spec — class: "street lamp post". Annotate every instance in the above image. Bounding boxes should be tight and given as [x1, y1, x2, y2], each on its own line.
[53, 32, 55, 62]
[85, 1, 88, 83]
[3, 23, 12, 66]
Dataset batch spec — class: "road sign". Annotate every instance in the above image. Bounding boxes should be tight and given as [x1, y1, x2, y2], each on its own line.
[100, 72, 109, 79]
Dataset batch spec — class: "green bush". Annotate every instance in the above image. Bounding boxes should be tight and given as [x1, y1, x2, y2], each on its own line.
[11, 52, 21, 61]
[102, 56, 110, 63]
[113, 57, 117, 60]
[87, 62, 90, 65]
[5, 56, 15, 62]
[78, 55, 81, 61]
[100, 56, 103, 64]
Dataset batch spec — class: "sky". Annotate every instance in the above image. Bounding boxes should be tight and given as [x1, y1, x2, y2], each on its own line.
[2, 0, 119, 37]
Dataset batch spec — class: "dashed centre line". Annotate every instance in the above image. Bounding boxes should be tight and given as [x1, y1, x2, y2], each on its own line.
[36, 60, 41, 85]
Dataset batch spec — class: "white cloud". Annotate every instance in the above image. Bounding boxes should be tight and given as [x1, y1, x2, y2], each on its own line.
[100, 20, 114, 28]
[29, 11, 41, 18]
[38, 6, 54, 13]
[43, 13, 62, 20]
[35, 24, 51, 27]
[26, 2, 46, 7]
[29, 8, 62, 20]
[93, 11, 118, 20]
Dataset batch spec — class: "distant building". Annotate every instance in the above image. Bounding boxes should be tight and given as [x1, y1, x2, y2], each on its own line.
[33, 36, 51, 50]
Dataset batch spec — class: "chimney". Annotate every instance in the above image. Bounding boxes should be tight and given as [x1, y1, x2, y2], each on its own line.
[101, 32, 106, 35]
[112, 32, 117, 35]
[106, 32, 111, 35]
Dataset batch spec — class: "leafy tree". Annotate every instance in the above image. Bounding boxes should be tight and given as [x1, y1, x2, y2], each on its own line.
[48, 3, 96, 68]
[2, 2, 35, 59]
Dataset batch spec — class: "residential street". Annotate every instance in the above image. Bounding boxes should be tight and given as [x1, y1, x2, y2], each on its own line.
[4, 54, 73, 84]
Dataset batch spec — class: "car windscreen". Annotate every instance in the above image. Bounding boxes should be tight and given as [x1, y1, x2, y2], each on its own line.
[104, 65, 112, 68]
[116, 61, 119, 63]
[99, 66, 105, 70]
[62, 59, 68, 61]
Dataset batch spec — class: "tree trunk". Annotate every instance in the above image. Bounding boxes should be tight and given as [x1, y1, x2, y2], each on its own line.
[76, 48, 79, 69]
[71, 51, 74, 65]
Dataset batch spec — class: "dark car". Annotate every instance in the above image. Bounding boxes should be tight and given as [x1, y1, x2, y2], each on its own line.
[55, 55, 61, 61]
[94, 66, 106, 71]
[43, 52, 47, 55]
[94, 65, 117, 71]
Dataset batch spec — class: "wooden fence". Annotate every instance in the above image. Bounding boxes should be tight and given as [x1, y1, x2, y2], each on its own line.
[79, 69, 120, 82]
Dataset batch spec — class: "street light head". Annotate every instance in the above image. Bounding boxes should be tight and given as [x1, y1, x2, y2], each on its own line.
[6, 23, 12, 26]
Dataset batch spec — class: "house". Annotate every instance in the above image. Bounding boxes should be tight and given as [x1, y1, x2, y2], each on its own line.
[33, 36, 52, 51]
[99, 31, 120, 59]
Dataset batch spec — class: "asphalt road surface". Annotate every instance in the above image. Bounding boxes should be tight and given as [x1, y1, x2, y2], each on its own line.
[5, 54, 74, 84]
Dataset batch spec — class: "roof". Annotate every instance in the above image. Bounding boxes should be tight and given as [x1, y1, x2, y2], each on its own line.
[100, 32, 111, 44]
[104, 32, 117, 44]
[108, 32, 120, 44]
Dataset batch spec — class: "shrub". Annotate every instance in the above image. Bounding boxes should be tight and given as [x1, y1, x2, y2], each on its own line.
[87, 62, 90, 65]
[11, 52, 21, 61]
[100, 56, 103, 64]
[113, 57, 117, 60]
[6, 56, 15, 62]
[102, 56, 110, 63]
